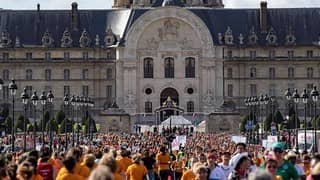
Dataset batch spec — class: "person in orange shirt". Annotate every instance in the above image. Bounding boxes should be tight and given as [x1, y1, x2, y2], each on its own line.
[117, 149, 133, 173]
[156, 146, 171, 180]
[301, 154, 311, 177]
[126, 154, 148, 180]
[81, 154, 96, 174]
[66, 148, 90, 178]
[172, 154, 184, 180]
[99, 153, 122, 180]
[56, 156, 84, 180]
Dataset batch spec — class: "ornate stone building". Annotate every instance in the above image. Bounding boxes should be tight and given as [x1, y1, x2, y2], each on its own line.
[1, 0, 320, 132]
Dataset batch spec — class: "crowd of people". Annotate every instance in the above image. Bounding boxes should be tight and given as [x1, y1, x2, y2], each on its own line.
[0, 131, 320, 180]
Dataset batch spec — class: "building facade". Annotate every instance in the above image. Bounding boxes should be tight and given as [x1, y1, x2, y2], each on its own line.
[1, 0, 320, 131]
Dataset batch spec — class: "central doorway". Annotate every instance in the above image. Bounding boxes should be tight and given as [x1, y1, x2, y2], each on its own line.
[160, 88, 179, 121]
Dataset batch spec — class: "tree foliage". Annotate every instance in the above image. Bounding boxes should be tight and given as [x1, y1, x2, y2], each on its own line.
[55, 110, 65, 124]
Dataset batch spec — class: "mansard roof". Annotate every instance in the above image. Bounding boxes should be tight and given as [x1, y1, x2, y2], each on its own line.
[0, 7, 320, 47]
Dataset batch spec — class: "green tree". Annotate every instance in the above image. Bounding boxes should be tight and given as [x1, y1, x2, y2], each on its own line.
[240, 114, 249, 133]
[264, 113, 273, 132]
[55, 110, 65, 124]
[84, 116, 97, 134]
[15, 115, 30, 132]
[287, 114, 299, 129]
[45, 118, 58, 132]
[59, 118, 72, 133]
[274, 111, 284, 124]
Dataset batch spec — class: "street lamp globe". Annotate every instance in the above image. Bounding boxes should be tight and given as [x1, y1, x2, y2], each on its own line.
[47, 90, 54, 103]
[0, 78, 3, 90]
[259, 94, 264, 105]
[21, 88, 29, 105]
[31, 91, 39, 106]
[8, 79, 17, 96]
[311, 86, 319, 102]
[301, 88, 309, 104]
[264, 94, 270, 105]
[244, 98, 248, 106]
[293, 89, 300, 104]
[285, 88, 292, 101]
[70, 95, 76, 106]
[40, 91, 47, 105]
[63, 94, 69, 105]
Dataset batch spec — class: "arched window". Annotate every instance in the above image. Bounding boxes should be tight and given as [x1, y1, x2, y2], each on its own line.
[144, 58, 153, 78]
[164, 57, 174, 78]
[187, 101, 194, 112]
[185, 57, 195, 78]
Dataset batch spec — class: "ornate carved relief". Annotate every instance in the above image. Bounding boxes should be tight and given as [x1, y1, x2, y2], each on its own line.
[180, 37, 193, 49]
[158, 19, 180, 40]
[42, 30, 54, 47]
[61, 28, 73, 48]
[146, 37, 159, 49]
[105, 27, 117, 46]
[124, 90, 136, 107]
[79, 29, 91, 48]
[224, 26, 233, 45]
[248, 27, 258, 45]
[95, 34, 100, 47]
[203, 89, 214, 106]
[0, 30, 11, 48]
[238, 33, 244, 45]
[266, 27, 277, 45]
[285, 27, 296, 45]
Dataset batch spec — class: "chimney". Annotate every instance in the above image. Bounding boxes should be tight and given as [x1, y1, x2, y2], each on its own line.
[71, 2, 79, 31]
[260, 1, 268, 33]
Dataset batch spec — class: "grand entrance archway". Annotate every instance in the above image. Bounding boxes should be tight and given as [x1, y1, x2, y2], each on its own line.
[160, 88, 179, 106]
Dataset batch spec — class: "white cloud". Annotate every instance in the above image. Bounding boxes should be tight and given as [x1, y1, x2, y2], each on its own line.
[0, 0, 320, 9]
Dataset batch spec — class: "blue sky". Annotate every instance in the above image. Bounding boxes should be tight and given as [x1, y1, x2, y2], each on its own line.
[0, 0, 320, 9]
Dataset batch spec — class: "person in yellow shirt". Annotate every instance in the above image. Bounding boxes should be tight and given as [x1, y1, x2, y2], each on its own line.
[81, 154, 96, 174]
[172, 154, 184, 180]
[156, 146, 171, 180]
[56, 156, 84, 180]
[100, 153, 123, 180]
[126, 154, 148, 180]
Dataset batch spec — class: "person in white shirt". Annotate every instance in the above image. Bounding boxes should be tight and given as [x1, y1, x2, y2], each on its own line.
[218, 152, 232, 178]
[206, 152, 226, 180]
[229, 143, 247, 170]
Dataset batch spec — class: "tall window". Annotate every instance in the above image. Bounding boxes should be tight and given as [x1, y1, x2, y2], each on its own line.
[106, 85, 112, 100]
[144, 58, 153, 78]
[307, 50, 313, 58]
[187, 101, 194, 113]
[288, 67, 295, 78]
[227, 84, 233, 97]
[64, 86, 70, 96]
[26, 69, 32, 80]
[83, 52, 88, 61]
[45, 52, 51, 61]
[26, 52, 32, 60]
[227, 68, 232, 78]
[307, 67, 313, 79]
[45, 69, 51, 80]
[2, 86, 8, 100]
[269, 67, 275, 79]
[250, 84, 257, 96]
[2, 69, 9, 81]
[269, 84, 276, 96]
[288, 50, 294, 59]
[64, 52, 70, 61]
[164, 57, 174, 78]
[64, 69, 70, 80]
[82, 69, 88, 80]
[2, 53, 8, 61]
[145, 101, 152, 113]
[82, 85, 89, 97]
[250, 51, 256, 60]
[107, 68, 113, 80]
[185, 57, 195, 78]
[269, 50, 275, 59]
[250, 67, 256, 78]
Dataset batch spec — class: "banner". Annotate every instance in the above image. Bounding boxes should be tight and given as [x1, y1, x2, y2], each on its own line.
[171, 135, 187, 151]
[266, 136, 278, 150]
[231, 136, 246, 144]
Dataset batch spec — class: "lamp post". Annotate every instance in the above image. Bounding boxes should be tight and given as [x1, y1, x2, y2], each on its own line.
[63, 94, 69, 150]
[46, 90, 54, 151]
[21, 88, 29, 152]
[301, 88, 309, 152]
[89, 97, 94, 141]
[311, 86, 319, 153]
[292, 89, 300, 152]
[75, 96, 81, 145]
[70, 95, 76, 147]
[263, 94, 270, 138]
[285, 88, 292, 149]
[31, 91, 39, 150]
[8, 79, 17, 152]
[39, 91, 47, 146]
